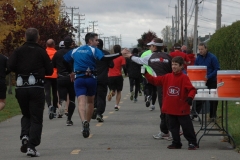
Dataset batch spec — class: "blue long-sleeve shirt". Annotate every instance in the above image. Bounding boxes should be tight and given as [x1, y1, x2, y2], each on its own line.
[194, 52, 220, 82]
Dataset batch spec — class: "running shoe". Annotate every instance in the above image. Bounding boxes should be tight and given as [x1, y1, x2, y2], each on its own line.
[26, 148, 40, 157]
[134, 98, 137, 103]
[145, 95, 151, 107]
[107, 91, 113, 101]
[82, 121, 90, 138]
[130, 91, 134, 101]
[153, 132, 170, 139]
[188, 144, 198, 150]
[96, 114, 104, 122]
[66, 120, 73, 126]
[48, 105, 54, 120]
[20, 135, 29, 153]
[167, 144, 182, 149]
[114, 106, 119, 111]
[149, 105, 155, 111]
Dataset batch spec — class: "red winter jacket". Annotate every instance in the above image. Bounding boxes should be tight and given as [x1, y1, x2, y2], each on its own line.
[145, 72, 196, 115]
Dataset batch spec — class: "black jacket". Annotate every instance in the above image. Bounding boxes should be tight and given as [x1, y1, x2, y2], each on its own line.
[8, 42, 53, 80]
[52, 47, 73, 76]
[125, 53, 142, 78]
[97, 50, 114, 84]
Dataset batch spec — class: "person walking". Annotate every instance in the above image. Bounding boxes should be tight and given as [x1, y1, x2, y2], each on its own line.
[122, 38, 172, 140]
[144, 56, 198, 150]
[52, 36, 76, 126]
[63, 32, 123, 138]
[44, 39, 58, 119]
[194, 43, 220, 120]
[107, 45, 126, 111]
[125, 48, 142, 102]
[0, 54, 10, 111]
[93, 39, 114, 122]
[8, 28, 53, 157]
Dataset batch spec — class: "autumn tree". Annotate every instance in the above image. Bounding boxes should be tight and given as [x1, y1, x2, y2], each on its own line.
[1, 0, 76, 93]
[137, 30, 157, 49]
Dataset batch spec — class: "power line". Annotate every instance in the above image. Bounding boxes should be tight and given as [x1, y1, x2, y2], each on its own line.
[205, 0, 240, 9]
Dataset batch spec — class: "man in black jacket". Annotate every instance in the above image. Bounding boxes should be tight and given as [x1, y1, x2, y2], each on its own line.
[125, 48, 142, 102]
[8, 28, 53, 157]
[0, 54, 10, 111]
[93, 39, 114, 122]
[52, 36, 76, 126]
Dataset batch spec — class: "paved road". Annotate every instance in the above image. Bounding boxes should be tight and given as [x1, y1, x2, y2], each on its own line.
[0, 78, 239, 160]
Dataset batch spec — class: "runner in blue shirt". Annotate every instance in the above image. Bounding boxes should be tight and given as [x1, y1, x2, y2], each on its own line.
[64, 32, 125, 138]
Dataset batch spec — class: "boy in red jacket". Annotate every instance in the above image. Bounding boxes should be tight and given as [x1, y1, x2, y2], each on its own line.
[144, 56, 197, 150]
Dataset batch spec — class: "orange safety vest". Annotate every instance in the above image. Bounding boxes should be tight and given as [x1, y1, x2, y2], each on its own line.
[45, 47, 57, 78]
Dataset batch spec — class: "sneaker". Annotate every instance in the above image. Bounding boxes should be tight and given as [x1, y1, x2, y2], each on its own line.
[153, 132, 170, 139]
[58, 101, 65, 116]
[92, 108, 97, 119]
[48, 106, 54, 120]
[96, 114, 104, 122]
[114, 106, 119, 111]
[149, 105, 155, 111]
[164, 136, 173, 141]
[58, 114, 63, 118]
[133, 98, 137, 103]
[65, 112, 68, 116]
[20, 135, 29, 153]
[130, 91, 134, 101]
[167, 144, 182, 149]
[26, 148, 40, 157]
[66, 120, 73, 126]
[145, 96, 151, 107]
[139, 92, 142, 96]
[188, 143, 198, 150]
[82, 121, 90, 138]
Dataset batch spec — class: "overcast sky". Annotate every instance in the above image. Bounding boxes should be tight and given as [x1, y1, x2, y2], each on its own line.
[63, 0, 240, 48]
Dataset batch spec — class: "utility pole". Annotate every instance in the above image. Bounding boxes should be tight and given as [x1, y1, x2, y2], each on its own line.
[89, 21, 98, 32]
[102, 37, 108, 49]
[175, 5, 178, 43]
[216, 0, 222, 30]
[66, 6, 79, 24]
[193, 0, 199, 55]
[177, 0, 180, 42]
[172, 16, 175, 45]
[181, 0, 184, 45]
[98, 33, 104, 39]
[184, 0, 188, 46]
[74, 13, 85, 45]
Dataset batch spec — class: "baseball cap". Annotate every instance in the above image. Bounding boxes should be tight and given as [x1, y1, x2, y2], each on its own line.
[147, 40, 163, 46]
[59, 41, 64, 48]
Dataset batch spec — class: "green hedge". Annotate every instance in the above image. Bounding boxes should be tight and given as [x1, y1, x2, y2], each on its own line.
[208, 21, 240, 70]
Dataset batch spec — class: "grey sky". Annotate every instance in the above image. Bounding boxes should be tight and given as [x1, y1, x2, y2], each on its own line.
[63, 0, 240, 48]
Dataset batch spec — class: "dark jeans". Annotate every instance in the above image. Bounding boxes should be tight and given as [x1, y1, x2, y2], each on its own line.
[16, 87, 45, 149]
[44, 78, 58, 108]
[57, 76, 76, 121]
[129, 77, 141, 99]
[168, 114, 197, 146]
[145, 83, 157, 105]
[195, 80, 218, 118]
[157, 86, 169, 134]
[94, 83, 108, 115]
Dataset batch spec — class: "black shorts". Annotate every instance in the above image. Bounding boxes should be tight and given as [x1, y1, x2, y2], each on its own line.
[108, 76, 123, 92]
[0, 79, 7, 99]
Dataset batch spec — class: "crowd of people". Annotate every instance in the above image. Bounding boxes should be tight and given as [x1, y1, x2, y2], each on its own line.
[0, 27, 220, 157]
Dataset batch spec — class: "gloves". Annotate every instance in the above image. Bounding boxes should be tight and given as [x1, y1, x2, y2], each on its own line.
[186, 97, 193, 105]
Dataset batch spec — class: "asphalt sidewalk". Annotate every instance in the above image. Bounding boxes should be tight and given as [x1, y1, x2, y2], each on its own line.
[0, 77, 239, 160]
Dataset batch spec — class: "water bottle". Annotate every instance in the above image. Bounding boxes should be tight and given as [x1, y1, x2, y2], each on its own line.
[28, 73, 36, 85]
[16, 75, 23, 86]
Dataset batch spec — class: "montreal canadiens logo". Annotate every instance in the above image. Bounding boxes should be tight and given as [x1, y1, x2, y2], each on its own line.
[168, 86, 180, 96]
